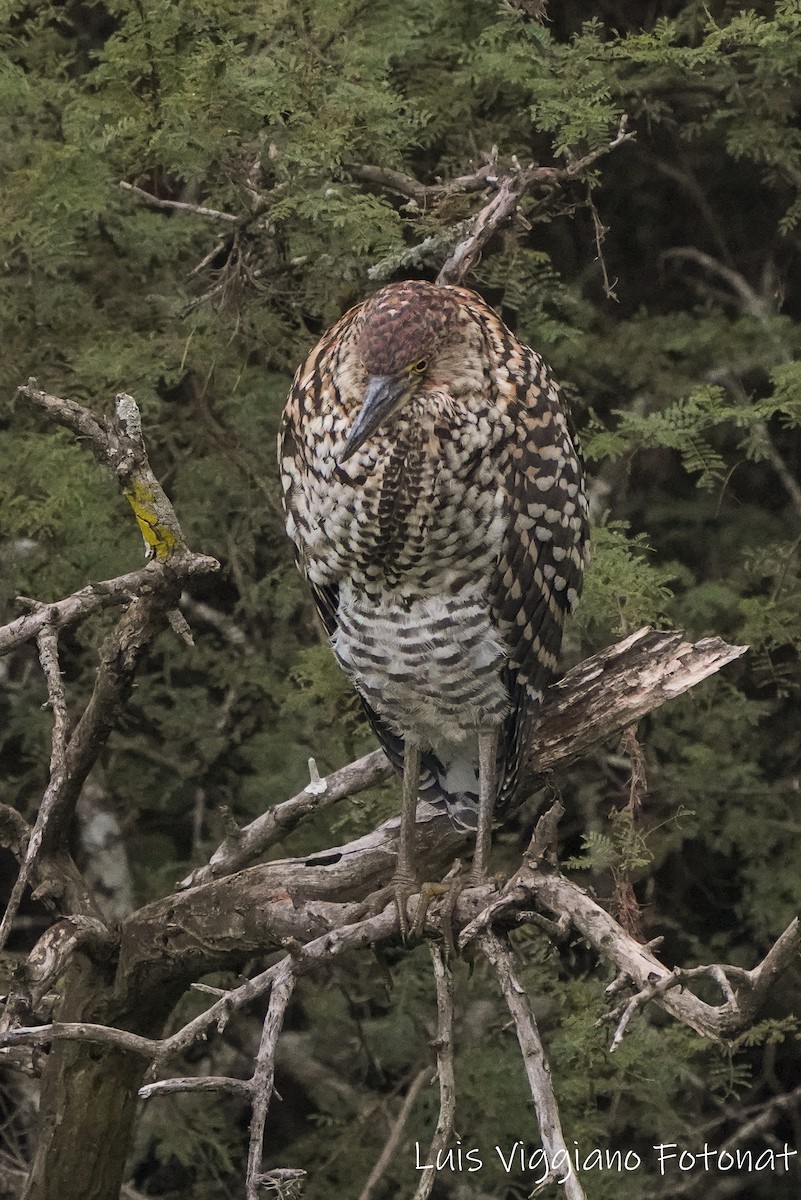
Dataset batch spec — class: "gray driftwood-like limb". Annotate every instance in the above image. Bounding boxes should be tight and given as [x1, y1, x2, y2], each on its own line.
[0, 561, 216, 656]
[2, 385, 219, 928]
[461, 835, 800, 1043]
[358, 1068, 430, 1200]
[411, 945, 456, 1200]
[119, 180, 238, 223]
[246, 963, 297, 1200]
[436, 116, 635, 286]
[0, 625, 74, 949]
[480, 931, 587, 1200]
[0, 1021, 160, 1059]
[182, 627, 746, 889]
[138, 1075, 252, 1100]
[179, 749, 393, 888]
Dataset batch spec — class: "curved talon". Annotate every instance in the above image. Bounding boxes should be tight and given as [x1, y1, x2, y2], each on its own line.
[391, 870, 420, 942]
[410, 881, 450, 939]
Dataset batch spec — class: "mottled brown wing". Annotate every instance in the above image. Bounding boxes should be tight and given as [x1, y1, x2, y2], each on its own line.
[488, 349, 589, 706]
[277, 302, 362, 590]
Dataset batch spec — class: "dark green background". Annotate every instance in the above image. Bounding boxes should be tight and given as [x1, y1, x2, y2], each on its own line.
[1, 1, 800, 1196]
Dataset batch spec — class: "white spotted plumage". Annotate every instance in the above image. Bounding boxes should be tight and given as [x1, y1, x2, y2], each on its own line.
[279, 280, 589, 828]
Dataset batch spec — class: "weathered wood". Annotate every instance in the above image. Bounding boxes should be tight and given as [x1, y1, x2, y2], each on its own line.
[19, 953, 180, 1200]
[179, 627, 746, 890]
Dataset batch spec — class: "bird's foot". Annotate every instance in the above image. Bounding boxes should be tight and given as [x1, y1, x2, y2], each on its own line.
[391, 869, 421, 943]
[410, 860, 465, 958]
[356, 872, 422, 941]
[359, 862, 471, 953]
[467, 864, 489, 887]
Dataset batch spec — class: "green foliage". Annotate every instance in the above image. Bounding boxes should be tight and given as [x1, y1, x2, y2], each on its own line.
[565, 807, 656, 876]
[2, 0, 801, 1196]
[576, 520, 679, 641]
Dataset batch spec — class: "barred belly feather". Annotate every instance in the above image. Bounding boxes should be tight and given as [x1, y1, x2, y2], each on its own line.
[333, 584, 510, 742]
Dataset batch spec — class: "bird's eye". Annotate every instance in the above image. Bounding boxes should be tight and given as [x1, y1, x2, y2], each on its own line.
[410, 358, 428, 375]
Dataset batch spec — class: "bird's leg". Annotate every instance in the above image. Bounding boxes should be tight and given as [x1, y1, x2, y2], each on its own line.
[393, 735, 422, 939]
[470, 724, 500, 883]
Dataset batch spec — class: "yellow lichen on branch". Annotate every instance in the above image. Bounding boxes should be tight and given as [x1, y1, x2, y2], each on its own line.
[123, 480, 181, 561]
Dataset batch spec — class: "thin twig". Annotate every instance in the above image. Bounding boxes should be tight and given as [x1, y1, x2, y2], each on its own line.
[119, 181, 237, 223]
[436, 115, 634, 286]
[246, 963, 297, 1200]
[358, 1068, 430, 1200]
[480, 931, 587, 1200]
[0, 625, 80, 950]
[412, 945, 456, 1200]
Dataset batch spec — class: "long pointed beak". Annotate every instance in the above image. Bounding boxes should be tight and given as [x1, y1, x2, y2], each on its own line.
[340, 374, 408, 462]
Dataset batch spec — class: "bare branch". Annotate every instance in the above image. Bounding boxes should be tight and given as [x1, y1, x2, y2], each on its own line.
[184, 627, 746, 888]
[179, 750, 393, 888]
[3, 910, 398, 1066]
[736, 917, 801, 1013]
[475, 836, 801, 1043]
[0, 1021, 160, 1059]
[755, 424, 801, 523]
[437, 116, 635, 285]
[358, 1068, 430, 1200]
[480, 931, 587, 1200]
[179, 591, 251, 649]
[0, 561, 217, 657]
[119, 181, 238, 223]
[0, 624, 73, 949]
[246, 963, 297, 1200]
[411, 945, 456, 1200]
[345, 160, 497, 204]
[662, 247, 771, 319]
[138, 1075, 252, 1100]
[15, 382, 218, 569]
[0, 385, 220, 923]
[436, 171, 534, 286]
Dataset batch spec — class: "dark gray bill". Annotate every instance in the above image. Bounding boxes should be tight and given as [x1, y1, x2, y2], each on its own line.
[340, 374, 407, 462]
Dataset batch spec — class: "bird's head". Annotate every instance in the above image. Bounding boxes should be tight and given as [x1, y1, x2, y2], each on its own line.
[341, 281, 458, 462]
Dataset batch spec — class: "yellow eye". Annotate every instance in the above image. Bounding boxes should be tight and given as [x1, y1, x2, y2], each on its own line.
[409, 358, 428, 375]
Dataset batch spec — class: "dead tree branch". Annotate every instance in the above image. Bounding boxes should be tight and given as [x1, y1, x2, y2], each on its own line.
[0, 561, 215, 656]
[0, 384, 218, 956]
[358, 1068, 430, 1200]
[411, 945, 456, 1200]
[0, 381, 219, 964]
[460, 816, 801, 1043]
[345, 158, 499, 205]
[480, 930, 587, 1200]
[436, 116, 634, 285]
[245, 962, 297, 1200]
[182, 627, 746, 888]
[119, 180, 238, 223]
[0, 625, 72, 947]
